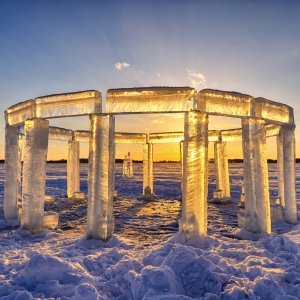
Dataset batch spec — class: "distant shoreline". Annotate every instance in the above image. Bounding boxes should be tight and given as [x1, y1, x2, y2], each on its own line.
[1, 159, 299, 163]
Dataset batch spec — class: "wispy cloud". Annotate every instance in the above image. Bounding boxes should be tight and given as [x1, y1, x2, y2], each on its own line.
[187, 68, 207, 89]
[115, 62, 130, 70]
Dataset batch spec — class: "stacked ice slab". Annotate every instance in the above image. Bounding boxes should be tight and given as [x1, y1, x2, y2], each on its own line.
[106, 87, 196, 113]
[3, 86, 297, 242]
[5, 90, 102, 126]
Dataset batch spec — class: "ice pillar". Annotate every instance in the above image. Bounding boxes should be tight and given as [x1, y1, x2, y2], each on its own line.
[67, 141, 80, 198]
[242, 118, 271, 234]
[21, 119, 49, 233]
[281, 125, 297, 224]
[143, 142, 153, 194]
[122, 153, 133, 178]
[4, 125, 22, 225]
[17, 135, 23, 206]
[180, 112, 208, 241]
[112, 142, 116, 196]
[214, 141, 230, 198]
[180, 141, 183, 191]
[87, 115, 115, 240]
[277, 130, 285, 206]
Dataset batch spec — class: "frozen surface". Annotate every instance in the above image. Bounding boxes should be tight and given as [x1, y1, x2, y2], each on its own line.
[0, 162, 299, 299]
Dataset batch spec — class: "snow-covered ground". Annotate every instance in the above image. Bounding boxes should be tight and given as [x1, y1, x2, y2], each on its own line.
[0, 163, 299, 299]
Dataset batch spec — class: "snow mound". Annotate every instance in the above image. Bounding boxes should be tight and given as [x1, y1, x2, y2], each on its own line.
[14, 254, 92, 298]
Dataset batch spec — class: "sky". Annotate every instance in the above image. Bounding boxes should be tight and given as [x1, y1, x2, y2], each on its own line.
[0, 0, 299, 161]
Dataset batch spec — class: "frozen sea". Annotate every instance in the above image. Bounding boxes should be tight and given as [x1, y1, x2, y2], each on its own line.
[0, 162, 299, 299]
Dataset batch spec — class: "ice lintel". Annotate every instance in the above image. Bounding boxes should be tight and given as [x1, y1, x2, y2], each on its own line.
[115, 132, 147, 144]
[74, 130, 148, 144]
[149, 132, 184, 144]
[254, 97, 294, 125]
[106, 86, 196, 114]
[5, 90, 102, 126]
[197, 89, 294, 125]
[197, 89, 253, 118]
[49, 127, 74, 141]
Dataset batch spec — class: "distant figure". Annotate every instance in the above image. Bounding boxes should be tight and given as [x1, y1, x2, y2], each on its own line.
[122, 152, 134, 178]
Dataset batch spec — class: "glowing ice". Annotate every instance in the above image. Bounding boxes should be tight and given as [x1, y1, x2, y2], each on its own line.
[5, 90, 102, 126]
[242, 118, 271, 234]
[86, 115, 115, 240]
[3, 87, 297, 241]
[123, 152, 134, 178]
[21, 119, 49, 233]
[67, 141, 80, 198]
[281, 125, 297, 223]
[180, 112, 208, 241]
[214, 141, 230, 199]
[143, 142, 154, 196]
[4, 125, 22, 225]
[107, 87, 196, 114]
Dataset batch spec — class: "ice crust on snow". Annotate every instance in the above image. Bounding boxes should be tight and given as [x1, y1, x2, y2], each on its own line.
[0, 162, 299, 299]
[0, 227, 299, 299]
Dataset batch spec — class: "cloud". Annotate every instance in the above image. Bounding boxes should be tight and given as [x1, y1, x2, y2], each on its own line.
[187, 69, 207, 89]
[115, 62, 130, 70]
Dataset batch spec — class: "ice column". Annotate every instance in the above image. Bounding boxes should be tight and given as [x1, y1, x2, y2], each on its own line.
[87, 115, 115, 240]
[214, 141, 230, 198]
[112, 142, 116, 196]
[276, 130, 285, 206]
[180, 141, 183, 191]
[21, 119, 49, 233]
[67, 141, 80, 198]
[143, 142, 153, 194]
[4, 125, 22, 225]
[17, 135, 23, 206]
[180, 112, 208, 241]
[122, 152, 133, 178]
[281, 125, 297, 224]
[242, 118, 271, 234]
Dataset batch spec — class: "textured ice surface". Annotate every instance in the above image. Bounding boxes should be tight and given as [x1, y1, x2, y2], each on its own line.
[115, 132, 147, 144]
[4, 126, 21, 224]
[149, 132, 183, 144]
[123, 154, 134, 178]
[254, 97, 294, 124]
[181, 112, 208, 240]
[67, 141, 80, 198]
[281, 125, 297, 223]
[214, 142, 230, 198]
[49, 126, 74, 141]
[87, 115, 115, 240]
[242, 118, 271, 234]
[198, 89, 294, 125]
[143, 143, 153, 194]
[106, 87, 196, 114]
[21, 119, 49, 233]
[198, 89, 253, 118]
[5, 90, 101, 126]
[75, 131, 147, 144]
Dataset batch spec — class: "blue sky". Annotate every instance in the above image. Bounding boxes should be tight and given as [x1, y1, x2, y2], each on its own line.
[0, 0, 299, 160]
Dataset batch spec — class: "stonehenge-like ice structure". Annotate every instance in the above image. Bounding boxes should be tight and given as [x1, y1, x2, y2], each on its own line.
[4, 87, 297, 241]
